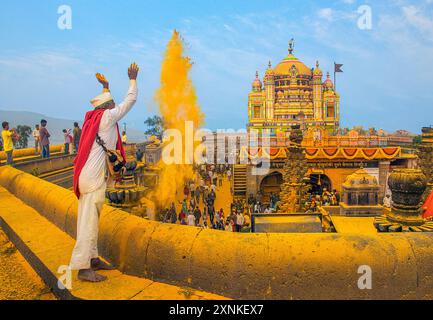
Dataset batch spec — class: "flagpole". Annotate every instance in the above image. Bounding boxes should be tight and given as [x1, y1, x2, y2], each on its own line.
[334, 62, 336, 92]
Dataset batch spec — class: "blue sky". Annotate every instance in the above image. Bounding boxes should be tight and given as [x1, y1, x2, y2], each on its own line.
[0, 0, 432, 133]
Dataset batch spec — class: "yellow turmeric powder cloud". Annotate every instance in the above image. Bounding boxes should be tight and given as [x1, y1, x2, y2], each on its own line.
[151, 30, 204, 208]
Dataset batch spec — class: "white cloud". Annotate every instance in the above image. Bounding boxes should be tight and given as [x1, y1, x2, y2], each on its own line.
[318, 8, 335, 21]
[402, 5, 433, 41]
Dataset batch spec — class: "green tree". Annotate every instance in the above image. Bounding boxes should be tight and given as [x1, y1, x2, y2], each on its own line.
[413, 135, 422, 146]
[144, 115, 164, 138]
[16, 125, 32, 149]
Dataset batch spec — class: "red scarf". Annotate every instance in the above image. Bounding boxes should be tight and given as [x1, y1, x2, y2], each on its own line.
[73, 109, 126, 199]
[423, 191, 433, 220]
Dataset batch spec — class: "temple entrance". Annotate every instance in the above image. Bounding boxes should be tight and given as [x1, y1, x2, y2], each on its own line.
[260, 172, 283, 203]
[309, 174, 332, 195]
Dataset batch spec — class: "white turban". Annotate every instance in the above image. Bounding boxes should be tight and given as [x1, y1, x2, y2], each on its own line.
[90, 92, 113, 108]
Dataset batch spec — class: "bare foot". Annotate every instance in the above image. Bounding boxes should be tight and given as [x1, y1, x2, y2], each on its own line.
[78, 269, 107, 282]
[91, 257, 115, 271]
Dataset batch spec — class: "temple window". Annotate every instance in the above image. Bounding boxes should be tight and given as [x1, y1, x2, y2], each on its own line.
[327, 106, 335, 118]
[253, 106, 261, 118]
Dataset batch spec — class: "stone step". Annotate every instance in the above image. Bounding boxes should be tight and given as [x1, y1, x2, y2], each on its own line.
[0, 187, 227, 300]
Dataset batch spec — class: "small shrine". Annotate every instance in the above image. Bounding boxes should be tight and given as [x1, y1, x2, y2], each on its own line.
[339, 168, 382, 216]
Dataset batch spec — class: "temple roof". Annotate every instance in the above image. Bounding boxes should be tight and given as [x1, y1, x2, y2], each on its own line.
[323, 72, 334, 89]
[252, 71, 262, 91]
[274, 54, 312, 77]
[343, 168, 378, 188]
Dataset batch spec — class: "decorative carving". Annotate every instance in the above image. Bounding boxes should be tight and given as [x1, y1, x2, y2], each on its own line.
[417, 127, 433, 200]
[288, 38, 295, 54]
[374, 168, 433, 232]
[278, 125, 310, 213]
[289, 65, 299, 78]
[106, 161, 147, 212]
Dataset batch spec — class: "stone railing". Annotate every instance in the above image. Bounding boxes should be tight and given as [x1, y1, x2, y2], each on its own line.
[0, 145, 63, 161]
[250, 135, 414, 148]
[0, 165, 433, 299]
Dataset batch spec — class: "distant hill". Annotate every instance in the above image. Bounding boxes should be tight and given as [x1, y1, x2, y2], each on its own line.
[0, 110, 145, 145]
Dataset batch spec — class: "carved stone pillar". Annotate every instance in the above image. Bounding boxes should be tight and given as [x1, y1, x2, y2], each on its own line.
[378, 161, 390, 204]
[374, 168, 433, 232]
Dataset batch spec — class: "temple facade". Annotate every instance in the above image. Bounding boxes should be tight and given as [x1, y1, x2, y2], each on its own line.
[247, 40, 340, 134]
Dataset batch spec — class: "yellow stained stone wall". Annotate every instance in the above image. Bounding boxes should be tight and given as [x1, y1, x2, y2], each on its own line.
[1, 166, 433, 300]
[307, 167, 360, 193]
[0, 145, 62, 161]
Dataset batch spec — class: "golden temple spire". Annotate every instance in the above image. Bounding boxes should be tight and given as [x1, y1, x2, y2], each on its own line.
[268, 61, 272, 68]
[288, 38, 294, 54]
[316, 60, 320, 68]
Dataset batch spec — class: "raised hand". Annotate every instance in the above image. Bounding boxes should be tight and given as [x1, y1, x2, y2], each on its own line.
[128, 63, 139, 80]
[95, 73, 109, 89]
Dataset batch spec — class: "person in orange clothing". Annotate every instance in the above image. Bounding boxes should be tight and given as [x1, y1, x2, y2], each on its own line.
[423, 191, 433, 221]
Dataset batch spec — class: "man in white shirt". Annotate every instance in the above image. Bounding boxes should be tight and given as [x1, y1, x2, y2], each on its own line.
[189, 181, 196, 194]
[187, 212, 196, 226]
[70, 63, 139, 282]
[236, 212, 245, 232]
[32, 124, 40, 154]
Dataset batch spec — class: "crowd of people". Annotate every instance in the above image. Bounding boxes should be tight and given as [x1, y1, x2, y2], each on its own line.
[305, 189, 341, 212]
[247, 192, 280, 214]
[158, 166, 345, 233]
[161, 164, 251, 232]
[1, 119, 82, 165]
[246, 188, 341, 214]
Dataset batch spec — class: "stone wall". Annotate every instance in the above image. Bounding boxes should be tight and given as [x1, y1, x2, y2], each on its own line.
[0, 145, 62, 161]
[1, 165, 433, 300]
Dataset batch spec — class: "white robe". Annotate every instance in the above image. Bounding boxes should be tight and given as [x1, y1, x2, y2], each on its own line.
[70, 80, 137, 270]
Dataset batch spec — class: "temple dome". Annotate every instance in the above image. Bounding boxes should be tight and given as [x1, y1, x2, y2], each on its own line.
[265, 61, 275, 77]
[252, 71, 262, 91]
[343, 169, 378, 188]
[313, 61, 323, 76]
[323, 72, 334, 89]
[274, 54, 312, 77]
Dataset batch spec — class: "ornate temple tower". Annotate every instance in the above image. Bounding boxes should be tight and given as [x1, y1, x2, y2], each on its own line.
[248, 71, 265, 120]
[247, 39, 341, 133]
[264, 61, 275, 120]
[312, 61, 323, 123]
[322, 72, 340, 128]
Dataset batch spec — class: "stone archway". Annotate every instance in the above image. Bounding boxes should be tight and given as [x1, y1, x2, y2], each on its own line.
[259, 171, 283, 203]
[309, 174, 332, 195]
